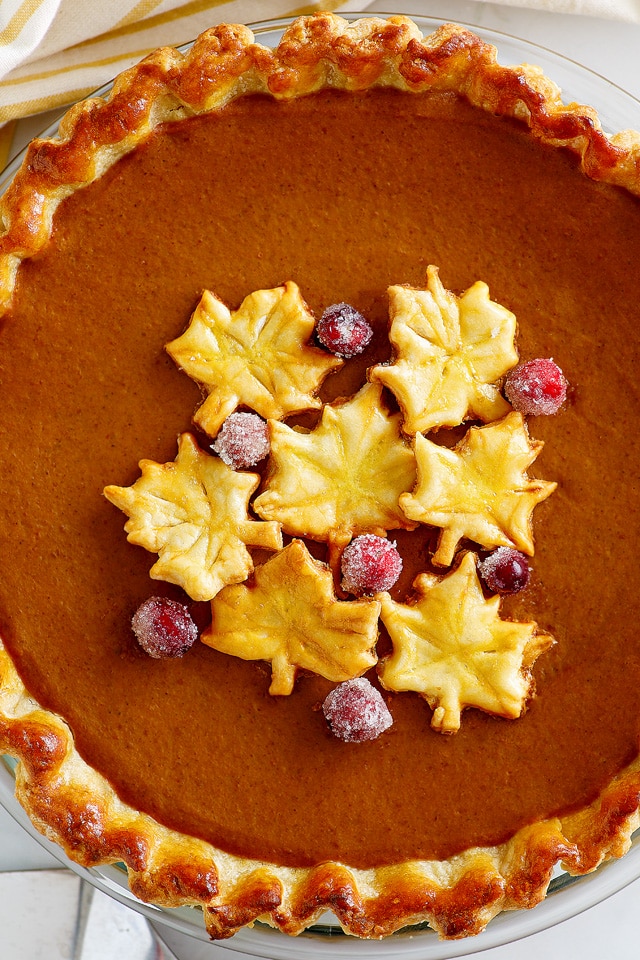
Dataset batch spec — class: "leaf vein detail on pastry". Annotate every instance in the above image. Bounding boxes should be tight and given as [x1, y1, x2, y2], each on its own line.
[104, 433, 282, 601]
[166, 283, 342, 436]
[253, 382, 417, 548]
[400, 412, 556, 566]
[378, 551, 554, 733]
[369, 266, 517, 433]
[202, 539, 380, 694]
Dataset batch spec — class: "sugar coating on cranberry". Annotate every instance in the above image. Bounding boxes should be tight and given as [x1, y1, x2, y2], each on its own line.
[341, 534, 403, 596]
[212, 412, 270, 469]
[477, 547, 531, 595]
[504, 358, 567, 416]
[131, 597, 198, 658]
[316, 302, 373, 358]
[323, 678, 393, 743]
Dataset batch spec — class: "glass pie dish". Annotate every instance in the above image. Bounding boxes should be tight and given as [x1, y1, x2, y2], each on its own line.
[2, 757, 640, 958]
[1, 12, 640, 958]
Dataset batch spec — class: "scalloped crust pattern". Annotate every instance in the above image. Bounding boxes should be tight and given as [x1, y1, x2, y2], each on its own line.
[2, 640, 640, 940]
[2, 12, 640, 942]
[2, 13, 640, 315]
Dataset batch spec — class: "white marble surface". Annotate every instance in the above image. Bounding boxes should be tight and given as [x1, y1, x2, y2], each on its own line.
[2, 1, 640, 957]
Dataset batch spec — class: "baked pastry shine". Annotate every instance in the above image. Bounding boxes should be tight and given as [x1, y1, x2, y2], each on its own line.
[254, 382, 417, 548]
[203, 539, 380, 695]
[379, 551, 553, 733]
[370, 266, 517, 433]
[166, 283, 341, 436]
[104, 432, 282, 601]
[401, 412, 557, 567]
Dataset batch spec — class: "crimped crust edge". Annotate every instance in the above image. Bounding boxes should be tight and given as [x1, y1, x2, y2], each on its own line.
[2, 633, 640, 940]
[1, 13, 640, 314]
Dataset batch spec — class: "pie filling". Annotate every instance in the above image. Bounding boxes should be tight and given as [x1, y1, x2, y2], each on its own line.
[1, 87, 640, 871]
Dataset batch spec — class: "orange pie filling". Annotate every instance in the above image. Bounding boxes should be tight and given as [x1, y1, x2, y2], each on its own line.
[0, 17, 640, 940]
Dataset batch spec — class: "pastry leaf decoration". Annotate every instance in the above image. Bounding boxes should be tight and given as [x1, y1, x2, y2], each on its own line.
[369, 266, 517, 433]
[378, 551, 553, 733]
[104, 433, 282, 602]
[202, 540, 380, 695]
[253, 382, 418, 548]
[400, 412, 556, 567]
[166, 283, 342, 437]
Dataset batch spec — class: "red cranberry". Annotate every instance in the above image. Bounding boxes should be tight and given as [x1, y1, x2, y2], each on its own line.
[504, 358, 567, 416]
[477, 548, 530, 595]
[341, 535, 403, 596]
[131, 597, 198, 658]
[212, 412, 270, 469]
[323, 678, 393, 742]
[316, 302, 373, 358]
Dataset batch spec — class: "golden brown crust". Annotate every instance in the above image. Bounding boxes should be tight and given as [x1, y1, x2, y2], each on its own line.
[2, 11, 640, 942]
[2, 625, 640, 940]
[2, 13, 640, 315]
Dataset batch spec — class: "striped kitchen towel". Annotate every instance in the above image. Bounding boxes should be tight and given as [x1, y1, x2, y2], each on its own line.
[0, 0, 365, 124]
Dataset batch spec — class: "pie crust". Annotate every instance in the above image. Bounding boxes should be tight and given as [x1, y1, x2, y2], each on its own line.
[1, 12, 640, 942]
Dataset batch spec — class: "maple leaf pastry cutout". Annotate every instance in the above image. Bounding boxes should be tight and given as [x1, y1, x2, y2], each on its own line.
[400, 412, 556, 567]
[369, 266, 517, 434]
[378, 551, 554, 734]
[166, 282, 342, 437]
[253, 382, 417, 549]
[202, 540, 380, 695]
[104, 433, 282, 602]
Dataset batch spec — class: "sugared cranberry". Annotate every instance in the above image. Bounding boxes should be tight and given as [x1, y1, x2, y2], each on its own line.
[131, 597, 198, 658]
[316, 302, 373, 358]
[323, 678, 393, 743]
[212, 412, 270, 469]
[341, 535, 403, 596]
[504, 358, 567, 416]
[478, 548, 531, 595]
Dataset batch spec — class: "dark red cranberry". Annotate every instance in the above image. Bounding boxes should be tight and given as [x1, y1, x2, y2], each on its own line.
[131, 597, 198, 658]
[504, 358, 567, 416]
[322, 678, 393, 742]
[316, 302, 373, 358]
[341, 535, 403, 596]
[477, 548, 531, 595]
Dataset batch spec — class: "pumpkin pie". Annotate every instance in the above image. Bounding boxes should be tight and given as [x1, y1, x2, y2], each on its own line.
[1, 12, 640, 942]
